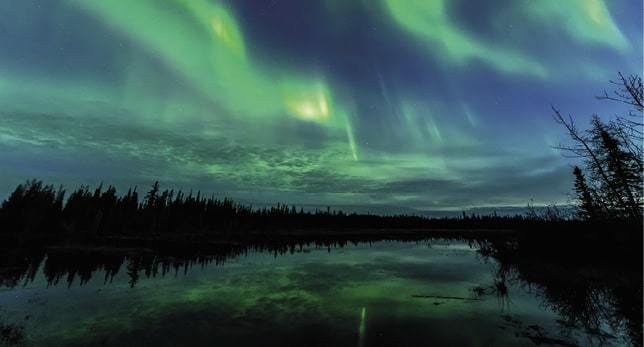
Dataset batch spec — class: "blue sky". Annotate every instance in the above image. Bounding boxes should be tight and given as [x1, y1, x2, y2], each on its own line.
[0, 0, 641, 212]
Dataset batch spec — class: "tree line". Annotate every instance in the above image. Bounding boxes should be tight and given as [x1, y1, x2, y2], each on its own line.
[0, 179, 597, 239]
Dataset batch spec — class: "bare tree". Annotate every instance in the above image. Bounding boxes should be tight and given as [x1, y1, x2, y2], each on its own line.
[554, 73, 643, 221]
[597, 73, 643, 162]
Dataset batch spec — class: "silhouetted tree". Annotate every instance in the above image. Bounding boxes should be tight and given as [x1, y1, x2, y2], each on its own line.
[0, 180, 64, 235]
[554, 73, 643, 222]
[144, 181, 160, 209]
[597, 73, 643, 147]
[573, 166, 600, 220]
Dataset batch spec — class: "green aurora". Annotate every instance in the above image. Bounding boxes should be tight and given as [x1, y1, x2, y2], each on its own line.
[0, 0, 641, 212]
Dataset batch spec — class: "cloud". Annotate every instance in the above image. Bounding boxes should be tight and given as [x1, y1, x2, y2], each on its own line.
[0, 107, 571, 210]
[1, 0, 638, 211]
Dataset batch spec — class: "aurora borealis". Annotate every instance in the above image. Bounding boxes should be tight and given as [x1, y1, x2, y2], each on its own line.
[0, 0, 641, 213]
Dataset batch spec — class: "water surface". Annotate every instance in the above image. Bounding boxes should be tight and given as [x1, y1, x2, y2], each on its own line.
[0, 240, 632, 346]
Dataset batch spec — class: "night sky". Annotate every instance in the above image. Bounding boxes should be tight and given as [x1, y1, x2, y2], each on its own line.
[0, 0, 641, 213]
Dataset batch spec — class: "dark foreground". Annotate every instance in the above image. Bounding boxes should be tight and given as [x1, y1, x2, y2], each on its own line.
[0, 228, 642, 347]
[1, 181, 642, 346]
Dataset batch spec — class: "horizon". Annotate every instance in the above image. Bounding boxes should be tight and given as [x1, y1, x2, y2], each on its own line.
[1, 0, 642, 212]
[0, 179, 577, 218]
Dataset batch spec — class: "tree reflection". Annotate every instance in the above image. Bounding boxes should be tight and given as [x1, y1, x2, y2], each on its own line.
[481, 238, 642, 346]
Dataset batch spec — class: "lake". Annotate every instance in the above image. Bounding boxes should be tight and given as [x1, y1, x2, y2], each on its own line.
[0, 240, 635, 346]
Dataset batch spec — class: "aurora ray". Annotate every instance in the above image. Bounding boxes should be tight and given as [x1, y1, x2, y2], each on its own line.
[0, 0, 640, 213]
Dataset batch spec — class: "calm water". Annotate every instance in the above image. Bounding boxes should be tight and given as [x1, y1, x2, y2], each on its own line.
[0, 241, 632, 346]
